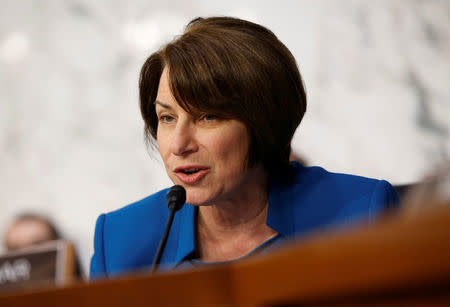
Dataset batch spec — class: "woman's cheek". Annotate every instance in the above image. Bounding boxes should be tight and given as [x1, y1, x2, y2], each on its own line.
[157, 134, 170, 161]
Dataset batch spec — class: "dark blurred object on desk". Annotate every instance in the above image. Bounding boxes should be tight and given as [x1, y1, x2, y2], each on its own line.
[393, 183, 419, 203]
[400, 161, 450, 215]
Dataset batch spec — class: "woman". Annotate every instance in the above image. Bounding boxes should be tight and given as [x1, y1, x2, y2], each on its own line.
[90, 17, 398, 278]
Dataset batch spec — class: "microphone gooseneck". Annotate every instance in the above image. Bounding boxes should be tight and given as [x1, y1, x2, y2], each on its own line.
[151, 185, 186, 273]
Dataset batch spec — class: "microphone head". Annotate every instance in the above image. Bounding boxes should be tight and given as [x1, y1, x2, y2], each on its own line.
[166, 185, 186, 212]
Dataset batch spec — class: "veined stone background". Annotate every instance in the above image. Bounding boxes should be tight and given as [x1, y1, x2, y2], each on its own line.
[0, 0, 449, 275]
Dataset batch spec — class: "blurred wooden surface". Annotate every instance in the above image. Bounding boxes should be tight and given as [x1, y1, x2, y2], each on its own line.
[0, 203, 449, 306]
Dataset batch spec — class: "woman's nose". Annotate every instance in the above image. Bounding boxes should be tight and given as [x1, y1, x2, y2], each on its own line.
[170, 122, 198, 156]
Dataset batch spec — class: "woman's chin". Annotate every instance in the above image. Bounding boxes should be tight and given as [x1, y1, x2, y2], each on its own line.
[186, 198, 212, 206]
[185, 193, 215, 206]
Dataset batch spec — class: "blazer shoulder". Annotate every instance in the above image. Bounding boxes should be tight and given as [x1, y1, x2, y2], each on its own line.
[107, 188, 170, 219]
[291, 162, 395, 193]
[291, 162, 379, 185]
[91, 188, 171, 278]
[288, 162, 400, 222]
[90, 213, 106, 279]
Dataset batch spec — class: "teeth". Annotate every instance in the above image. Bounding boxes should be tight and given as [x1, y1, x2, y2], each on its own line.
[181, 168, 200, 174]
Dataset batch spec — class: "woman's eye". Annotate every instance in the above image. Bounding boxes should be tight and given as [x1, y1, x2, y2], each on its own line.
[202, 114, 219, 121]
[159, 115, 175, 123]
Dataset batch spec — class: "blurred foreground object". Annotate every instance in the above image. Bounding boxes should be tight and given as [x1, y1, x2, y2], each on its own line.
[0, 241, 76, 294]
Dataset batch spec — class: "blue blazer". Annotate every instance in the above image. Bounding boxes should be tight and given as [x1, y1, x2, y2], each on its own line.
[90, 162, 399, 279]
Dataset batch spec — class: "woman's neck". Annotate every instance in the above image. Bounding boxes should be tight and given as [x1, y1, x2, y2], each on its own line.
[196, 167, 278, 262]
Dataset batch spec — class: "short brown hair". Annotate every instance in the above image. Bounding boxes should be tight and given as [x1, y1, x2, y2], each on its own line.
[139, 17, 306, 173]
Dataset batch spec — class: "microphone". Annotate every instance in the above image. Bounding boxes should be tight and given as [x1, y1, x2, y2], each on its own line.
[166, 185, 186, 212]
[151, 185, 186, 272]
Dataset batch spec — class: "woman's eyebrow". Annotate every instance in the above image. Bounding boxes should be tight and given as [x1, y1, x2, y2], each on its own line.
[154, 100, 172, 109]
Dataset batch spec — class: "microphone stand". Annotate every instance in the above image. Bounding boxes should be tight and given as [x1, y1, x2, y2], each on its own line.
[151, 207, 177, 273]
[151, 185, 185, 273]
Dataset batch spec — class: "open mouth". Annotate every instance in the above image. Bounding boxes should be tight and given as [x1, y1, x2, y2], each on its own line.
[174, 166, 210, 184]
[179, 168, 202, 175]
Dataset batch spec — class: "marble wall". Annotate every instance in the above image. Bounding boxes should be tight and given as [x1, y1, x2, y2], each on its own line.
[0, 0, 449, 274]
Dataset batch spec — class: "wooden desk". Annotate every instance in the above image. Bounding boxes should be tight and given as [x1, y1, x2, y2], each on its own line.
[1, 204, 449, 306]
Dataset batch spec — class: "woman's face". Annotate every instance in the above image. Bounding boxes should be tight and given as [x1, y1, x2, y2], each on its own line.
[155, 68, 255, 206]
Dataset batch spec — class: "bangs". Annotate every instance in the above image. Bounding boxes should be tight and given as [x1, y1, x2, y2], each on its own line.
[164, 32, 246, 120]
